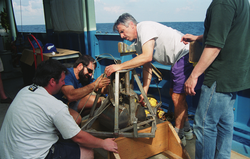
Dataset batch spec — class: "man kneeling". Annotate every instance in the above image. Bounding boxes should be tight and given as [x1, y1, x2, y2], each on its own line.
[0, 59, 118, 159]
[55, 55, 110, 125]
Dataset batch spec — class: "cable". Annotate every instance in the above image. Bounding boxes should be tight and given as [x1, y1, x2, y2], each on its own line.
[75, 73, 103, 122]
[95, 53, 119, 64]
[80, 103, 111, 130]
[74, 53, 162, 123]
[75, 53, 118, 122]
[140, 65, 162, 103]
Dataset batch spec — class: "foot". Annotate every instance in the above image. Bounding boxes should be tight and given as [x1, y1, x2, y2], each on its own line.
[184, 129, 193, 140]
[180, 135, 186, 146]
[1, 97, 13, 104]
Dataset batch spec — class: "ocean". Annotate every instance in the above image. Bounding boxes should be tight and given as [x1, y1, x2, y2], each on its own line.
[16, 22, 204, 35]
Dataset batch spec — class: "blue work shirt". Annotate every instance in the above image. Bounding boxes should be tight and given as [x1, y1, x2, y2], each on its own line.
[54, 67, 94, 105]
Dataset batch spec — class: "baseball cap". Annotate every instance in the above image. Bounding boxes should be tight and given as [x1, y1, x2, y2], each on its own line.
[43, 43, 59, 53]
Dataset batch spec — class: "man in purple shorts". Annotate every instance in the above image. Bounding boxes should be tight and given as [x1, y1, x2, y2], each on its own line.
[0, 59, 118, 159]
[105, 13, 204, 146]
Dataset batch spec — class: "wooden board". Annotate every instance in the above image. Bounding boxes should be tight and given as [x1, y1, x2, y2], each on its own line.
[108, 121, 190, 159]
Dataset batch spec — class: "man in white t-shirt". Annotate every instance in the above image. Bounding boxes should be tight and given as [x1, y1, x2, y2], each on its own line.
[105, 13, 204, 146]
[0, 59, 118, 159]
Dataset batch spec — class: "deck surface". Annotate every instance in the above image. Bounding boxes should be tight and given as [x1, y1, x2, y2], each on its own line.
[0, 67, 249, 159]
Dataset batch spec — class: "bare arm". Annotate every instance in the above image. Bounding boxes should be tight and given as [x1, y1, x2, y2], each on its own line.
[72, 131, 118, 153]
[142, 62, 152, 94]
[105, 39, 155, 76]
[139, 62, 152, 103]
[94, 75, 110, 94]
[62, 75, 110, 102]
[181, 34, 203, 44]
[184, 45, 221, 95]
[61, 84, 96, 102]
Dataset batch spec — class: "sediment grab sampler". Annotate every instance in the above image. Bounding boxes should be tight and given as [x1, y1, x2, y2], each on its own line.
[81, 68, 162, 138]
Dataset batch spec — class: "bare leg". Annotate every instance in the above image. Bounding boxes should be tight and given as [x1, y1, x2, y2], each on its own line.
[69, 108, 82, 125]
[77, 95, 102, 116]
[80, 147, 94, 159]
[170, 88, 188, 129]
[0, 72, 7, 100]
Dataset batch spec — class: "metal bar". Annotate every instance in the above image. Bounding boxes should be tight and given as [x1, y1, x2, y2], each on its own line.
[129, 95, 136, 125]
[132, 70, 155, 116]
[120, 119, 154, 132]
[114, 71, 120, 133]
[125, 71, 130, 94]
[82, 96, 110, 130]
[133, 119, 138, 137]
[86, 130, 155, 138]
[89, 88, 102, 118]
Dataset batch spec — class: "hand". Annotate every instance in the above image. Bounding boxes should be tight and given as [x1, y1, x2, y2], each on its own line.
[95, 74, 110, 89]
[105, 64, 120, 77]
[181, 34, 197, 45]
[102, 138, 118, 153]
[138, 94, 145, 105]
[184, 75, 198, 96]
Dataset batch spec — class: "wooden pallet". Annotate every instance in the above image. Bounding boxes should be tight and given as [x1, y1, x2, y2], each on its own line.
[95, 121, 190, 159]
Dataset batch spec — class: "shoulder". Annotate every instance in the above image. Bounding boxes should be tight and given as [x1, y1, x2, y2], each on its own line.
[138, 21, 157, 30]
[137, 21, 158, 36]
[64, 68, 77, 85]
[66, 68, 74, 78]
[16, 85, 68, 112]
[208, 0, 237, 10]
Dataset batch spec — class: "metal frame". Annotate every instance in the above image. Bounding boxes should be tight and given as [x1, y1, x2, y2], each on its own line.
[81, 69, 162, 138]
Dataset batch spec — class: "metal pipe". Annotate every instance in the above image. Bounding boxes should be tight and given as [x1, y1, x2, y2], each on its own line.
[125, 71, 130, 94]
[114, 71, 120, 133]
[120, 119, 154, 132]
[6, 0, 16, 41]
[85, 130, 155, 138]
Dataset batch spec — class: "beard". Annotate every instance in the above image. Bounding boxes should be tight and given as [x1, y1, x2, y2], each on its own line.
[78, 69, 91, 85]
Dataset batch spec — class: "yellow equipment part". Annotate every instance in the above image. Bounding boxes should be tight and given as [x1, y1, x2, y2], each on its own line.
[148, 97, 158, 107]
[157, 109, 165, 119]
[145, 110, 150, 117]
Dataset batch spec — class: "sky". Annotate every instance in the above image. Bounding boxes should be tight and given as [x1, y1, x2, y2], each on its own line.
[11, 0, 222, 25]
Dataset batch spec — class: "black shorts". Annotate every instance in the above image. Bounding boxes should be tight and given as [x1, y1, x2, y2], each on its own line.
[45, 138, 80, 159]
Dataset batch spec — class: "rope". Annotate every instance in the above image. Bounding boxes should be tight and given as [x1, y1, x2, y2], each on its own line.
[74, 53, 162, 123]
[75, 53, 119, 122]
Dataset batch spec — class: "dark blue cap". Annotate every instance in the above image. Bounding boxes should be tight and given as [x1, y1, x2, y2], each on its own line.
[43, 43, 58, 53]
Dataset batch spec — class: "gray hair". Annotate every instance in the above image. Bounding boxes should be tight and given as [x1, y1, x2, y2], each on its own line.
[113, 13, 138, 32]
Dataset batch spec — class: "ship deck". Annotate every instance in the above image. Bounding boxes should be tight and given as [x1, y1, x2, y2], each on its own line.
[0, 67, 248, 159]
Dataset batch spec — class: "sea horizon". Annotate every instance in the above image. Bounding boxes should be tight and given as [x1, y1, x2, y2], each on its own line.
[16, 21, 204, 35]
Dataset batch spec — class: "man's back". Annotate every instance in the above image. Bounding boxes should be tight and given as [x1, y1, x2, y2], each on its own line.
[0, 85, 80, 159]
[203, 0, 250, 92]
[136, 21, 189, 65]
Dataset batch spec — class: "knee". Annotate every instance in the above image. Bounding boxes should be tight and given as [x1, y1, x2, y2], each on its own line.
[69, 109, 82, 125]
[75, 115, 82, 125]
[96, 97, 103, 107]
[171, 93, 186, 106]
[80, 148, 94, 159]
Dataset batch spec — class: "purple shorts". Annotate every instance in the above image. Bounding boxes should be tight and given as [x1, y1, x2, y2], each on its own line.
[170, 53, 204, 93]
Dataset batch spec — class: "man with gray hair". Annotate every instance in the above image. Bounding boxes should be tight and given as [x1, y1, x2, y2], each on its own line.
[105, 13, 204, 146]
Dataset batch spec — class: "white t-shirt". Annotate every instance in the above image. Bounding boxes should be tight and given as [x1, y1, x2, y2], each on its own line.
[0, 85, 81, 159]
[135, 21, 189, 65]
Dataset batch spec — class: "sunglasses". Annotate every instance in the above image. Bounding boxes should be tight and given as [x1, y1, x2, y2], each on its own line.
[84, 66, 93, 74]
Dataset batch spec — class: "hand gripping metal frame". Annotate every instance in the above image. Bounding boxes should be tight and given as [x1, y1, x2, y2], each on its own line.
[81, 68, 162, 138]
